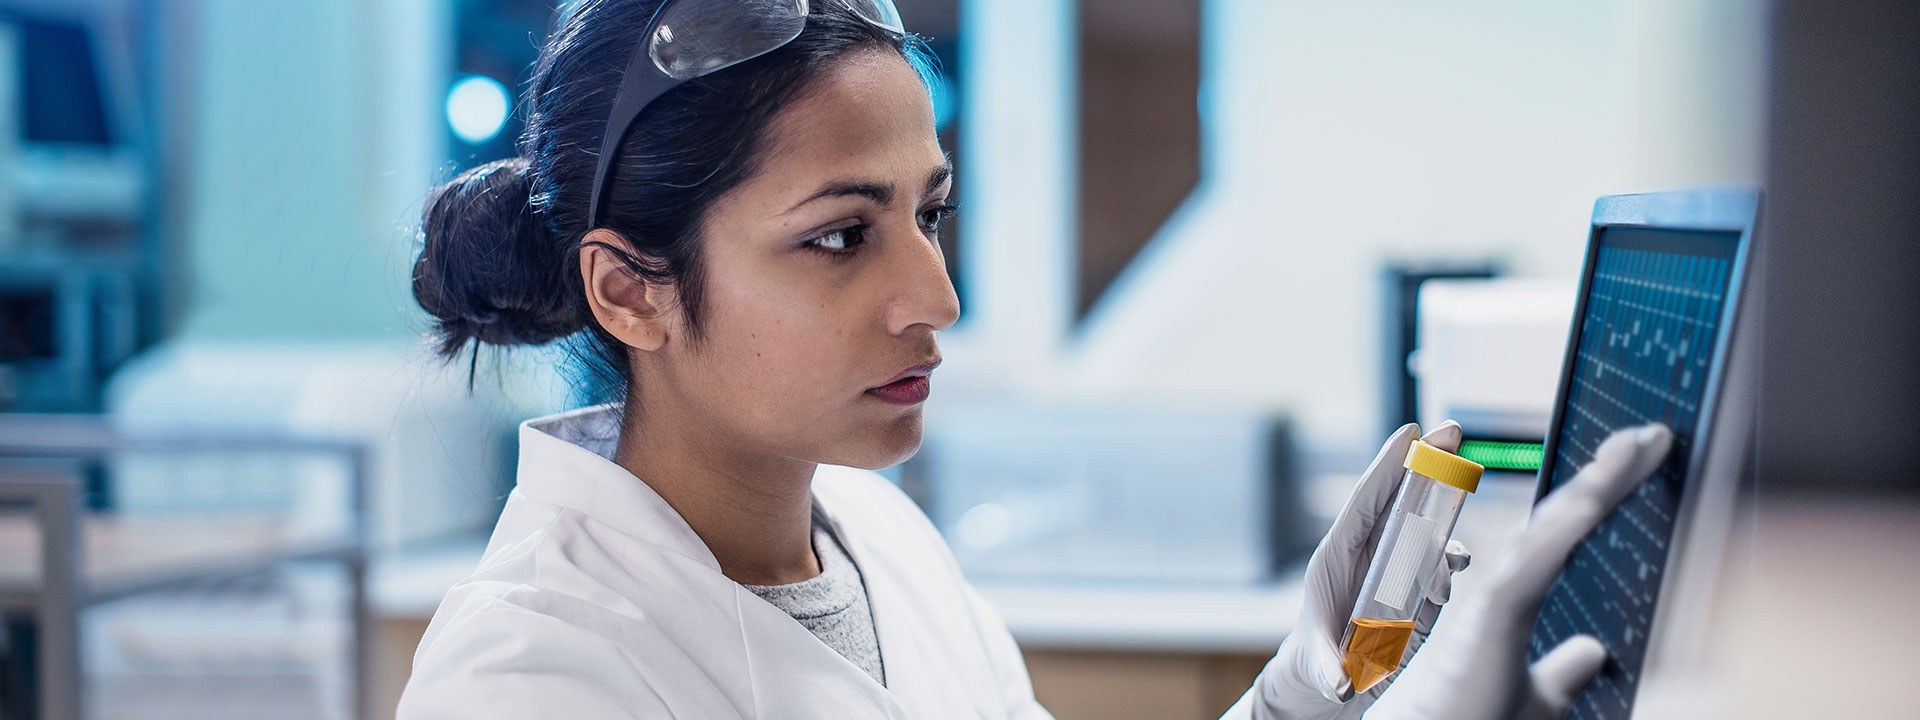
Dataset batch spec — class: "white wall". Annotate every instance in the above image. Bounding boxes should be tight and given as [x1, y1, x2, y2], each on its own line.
[952, 0, 1767, 450]
[113, 1, 577, 547]
[947, 0, 1080, 383]
[178, 0, 447, 343]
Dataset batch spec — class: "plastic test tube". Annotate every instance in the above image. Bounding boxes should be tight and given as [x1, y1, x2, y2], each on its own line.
[1339, 439, 1485, 693]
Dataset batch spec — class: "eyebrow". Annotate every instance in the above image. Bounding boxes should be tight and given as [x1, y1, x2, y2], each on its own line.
[925, 162, 953, 197]
[785, 161, 955, 214]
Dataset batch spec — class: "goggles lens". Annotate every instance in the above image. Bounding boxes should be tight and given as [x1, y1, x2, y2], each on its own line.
[595, 0, 907, 226]
[843, 0, 904, 35]
[650, 0, 809, 80]
[648, 0, 903, 80]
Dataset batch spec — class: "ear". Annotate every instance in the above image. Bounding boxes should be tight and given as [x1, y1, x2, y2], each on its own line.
[579, 229, 677, 353]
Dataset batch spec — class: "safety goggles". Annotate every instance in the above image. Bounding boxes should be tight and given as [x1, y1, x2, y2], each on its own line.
[587, 0, 907, 226]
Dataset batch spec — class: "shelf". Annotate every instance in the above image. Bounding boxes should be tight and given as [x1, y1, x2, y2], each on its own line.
[0, 513, 360, 612]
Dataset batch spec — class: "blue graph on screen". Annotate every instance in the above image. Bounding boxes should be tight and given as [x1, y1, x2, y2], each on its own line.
[1530, 227, 1738, 720]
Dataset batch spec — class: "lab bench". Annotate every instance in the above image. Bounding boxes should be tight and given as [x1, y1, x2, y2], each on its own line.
[0, 414, 371, 720]
[975, 580, 1297, 719]
[368, 540, 1295, 720]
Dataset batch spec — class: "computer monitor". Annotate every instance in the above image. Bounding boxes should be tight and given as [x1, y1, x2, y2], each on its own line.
[0, 3, 149, 411]
[1529, 189, 1759, 720]
[2, 2, 149, 228]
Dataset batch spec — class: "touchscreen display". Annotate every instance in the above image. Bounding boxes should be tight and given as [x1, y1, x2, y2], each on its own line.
[1530, 226, 1739, 720]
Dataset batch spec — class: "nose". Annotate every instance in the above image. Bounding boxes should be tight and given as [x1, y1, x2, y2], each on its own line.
[882, 227, 961, 336]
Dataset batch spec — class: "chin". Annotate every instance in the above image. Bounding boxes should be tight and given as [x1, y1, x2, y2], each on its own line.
[831, 413, 924, 470]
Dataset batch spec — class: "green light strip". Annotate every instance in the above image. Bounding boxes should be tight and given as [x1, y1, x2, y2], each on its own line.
[1456, 439, 1545, 472]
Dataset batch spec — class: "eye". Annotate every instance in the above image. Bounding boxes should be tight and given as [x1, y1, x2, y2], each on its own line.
[804, 225, 868, 258]
[920, 203, 959, 234]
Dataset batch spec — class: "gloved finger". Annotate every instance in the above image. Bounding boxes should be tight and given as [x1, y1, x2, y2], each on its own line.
[1420, 539, 1471, 605]
[1497, 425, 1671, 615]
[1304, 628, 1356, 703]
[1305, 422, 1423, 639]
[1404, 539, 1469, 677]
[1528, 634, 1608, 717]
[1325, 423, 1422, 550]
[1258, 637, 1354, 708]
[1526, 425, 1672, 548]
[1418, 419, 1463, 454]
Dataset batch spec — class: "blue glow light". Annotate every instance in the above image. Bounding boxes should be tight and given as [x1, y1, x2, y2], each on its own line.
[447, 74, 511, 145]
[931, 69, 957, 132]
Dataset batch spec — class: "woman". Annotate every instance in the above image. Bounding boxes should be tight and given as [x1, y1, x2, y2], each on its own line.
[398, 1, 1673, 718]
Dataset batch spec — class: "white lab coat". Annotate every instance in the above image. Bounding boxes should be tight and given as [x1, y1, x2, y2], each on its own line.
[396, 404, 1056, 719]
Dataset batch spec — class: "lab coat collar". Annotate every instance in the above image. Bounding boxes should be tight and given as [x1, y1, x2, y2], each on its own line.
[513, 403, 725, 573]
[512, 403, 892, 595]
[514, 404, 923, 717]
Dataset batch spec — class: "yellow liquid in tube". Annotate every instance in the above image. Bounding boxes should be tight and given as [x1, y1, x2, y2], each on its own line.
[1341, 617, 1415, 693]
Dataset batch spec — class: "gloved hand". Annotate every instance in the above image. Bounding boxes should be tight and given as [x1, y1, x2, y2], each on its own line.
[1237, 421, 1473, 720]
[1365, 424, 1674, 720]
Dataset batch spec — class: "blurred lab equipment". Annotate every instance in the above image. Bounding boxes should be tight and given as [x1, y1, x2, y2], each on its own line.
[0, 414, 371, 720]
[0, 265, 137, 413]
[0, 6, 158, 414]
[1394, 275, 1576, 484]
[907, 399, 1308, 585]
[1378, 263, 1498, 440]
[1409, 277, 1576, 446]
[103, 341, 565, 550]
[0, 8, 149, 248]
[1339, 439, 1481, 694]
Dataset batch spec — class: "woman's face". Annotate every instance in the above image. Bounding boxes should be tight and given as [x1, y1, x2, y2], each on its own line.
[647, 49, 959, 470]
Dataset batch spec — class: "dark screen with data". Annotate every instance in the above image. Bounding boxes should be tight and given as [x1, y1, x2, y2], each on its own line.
[1531, 226, 1738, 720]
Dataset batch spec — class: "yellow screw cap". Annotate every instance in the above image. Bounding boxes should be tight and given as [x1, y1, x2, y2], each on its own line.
[1404, 439, 1485, 493]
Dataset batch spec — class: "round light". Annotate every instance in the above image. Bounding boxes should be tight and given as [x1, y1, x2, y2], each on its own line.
[954, 502, 1013, 552]
[447, 74, 511, 145]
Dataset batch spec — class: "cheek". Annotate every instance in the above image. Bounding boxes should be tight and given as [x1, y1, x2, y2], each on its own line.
[701, 277, 857, 420]
[742, 311, 844, 393]
[690, 260, 919, 467]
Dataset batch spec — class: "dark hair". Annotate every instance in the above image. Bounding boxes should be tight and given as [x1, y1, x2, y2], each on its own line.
[412, 0, 936, 403]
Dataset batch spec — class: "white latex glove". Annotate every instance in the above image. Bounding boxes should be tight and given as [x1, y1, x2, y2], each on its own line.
[1366, 423, 1674, 720]
[1239, 421, 1473, 720]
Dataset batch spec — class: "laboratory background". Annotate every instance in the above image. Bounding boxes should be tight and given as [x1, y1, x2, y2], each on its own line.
[0, 0, 1914, 718]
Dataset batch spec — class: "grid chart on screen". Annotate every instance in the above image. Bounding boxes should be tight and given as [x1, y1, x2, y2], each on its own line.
[1529, 227, 1738, 720]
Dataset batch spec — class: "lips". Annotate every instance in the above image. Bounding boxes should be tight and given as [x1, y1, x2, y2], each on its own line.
[867, 375, 930, 405]
[876, 361, 940, 387]
[867, 360, 938, 406]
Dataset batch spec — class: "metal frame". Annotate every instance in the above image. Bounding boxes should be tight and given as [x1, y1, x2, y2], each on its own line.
[0, 415, 370, 720]
[1530, 187, 1760, 715]
[1535, 188, 1760, 503]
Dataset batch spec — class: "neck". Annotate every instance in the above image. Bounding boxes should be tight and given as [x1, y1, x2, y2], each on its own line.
[612, 400, 821, 587]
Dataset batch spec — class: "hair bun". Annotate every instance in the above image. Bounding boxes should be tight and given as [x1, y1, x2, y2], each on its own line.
[413, 157, 585, 357]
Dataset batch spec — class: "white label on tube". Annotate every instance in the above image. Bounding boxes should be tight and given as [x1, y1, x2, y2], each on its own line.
[1374, 513, 1437, 612]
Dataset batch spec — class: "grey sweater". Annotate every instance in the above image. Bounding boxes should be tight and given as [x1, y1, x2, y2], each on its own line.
[741, 516, 886, 687]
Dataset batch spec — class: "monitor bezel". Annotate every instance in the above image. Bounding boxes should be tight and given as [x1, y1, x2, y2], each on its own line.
[1530, 187, 1759, 716]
